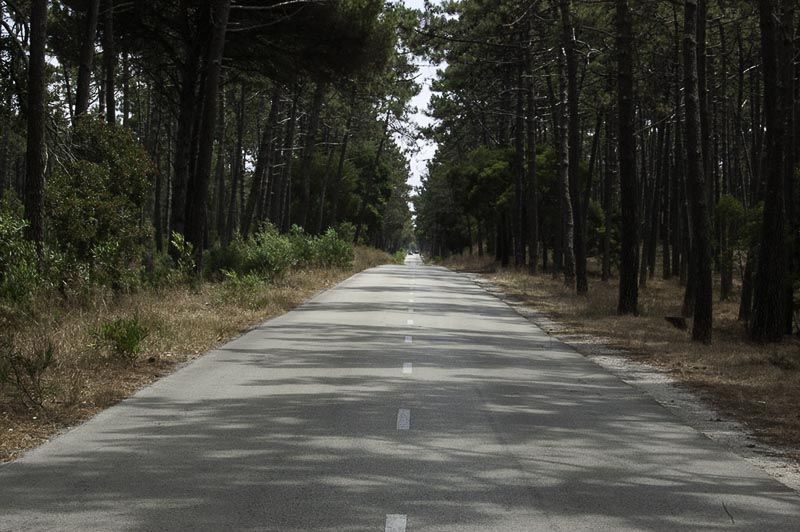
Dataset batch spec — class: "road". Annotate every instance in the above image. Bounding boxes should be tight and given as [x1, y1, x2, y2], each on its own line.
[1, 257, 799, 530]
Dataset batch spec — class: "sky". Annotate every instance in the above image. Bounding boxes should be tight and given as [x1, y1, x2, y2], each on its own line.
[401, 0, 441, 193]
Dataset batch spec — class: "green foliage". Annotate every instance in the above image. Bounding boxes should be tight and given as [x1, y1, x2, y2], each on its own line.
[288, 225, 317, 267]
[0, 209, 41, 304]
[205, 225, 354, 280]
[335, 222, 357, 243]
[98, 316, 149, 361]
[171, 232, 197, 282]
[45, 118, 152, 292]
[393, 250, 407, 264]
[716, 194, 746, 225]
[314, 228, 355, 268]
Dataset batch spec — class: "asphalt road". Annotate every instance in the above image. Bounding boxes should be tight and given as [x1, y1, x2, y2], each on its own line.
[2, 256, 799, 531]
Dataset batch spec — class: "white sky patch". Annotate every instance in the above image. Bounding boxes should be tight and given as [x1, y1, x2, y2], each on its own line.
[400, 0, 445, 198]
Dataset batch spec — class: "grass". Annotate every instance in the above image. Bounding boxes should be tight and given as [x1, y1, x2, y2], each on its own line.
[443, 254, 800, 455]
[0, 246, 392, 462]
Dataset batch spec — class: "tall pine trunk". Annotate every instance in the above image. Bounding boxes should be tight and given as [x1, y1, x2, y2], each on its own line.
[75, 0, 100, 118]
[102, 0, 116, 124]
[616, 0, 639, 314]
[184, 0, 231, 263]
[24, 0, 49, 261]
[684, 0, 713, 343]
[750, 0, 789, 342]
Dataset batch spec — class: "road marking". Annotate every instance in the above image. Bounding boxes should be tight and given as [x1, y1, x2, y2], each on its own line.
[403, 363, 412, 374]
[404, 336, 412, 344]
[407, 319, 414, 325]
[385, 514, 407, 532]
[397, 409, 411, 430]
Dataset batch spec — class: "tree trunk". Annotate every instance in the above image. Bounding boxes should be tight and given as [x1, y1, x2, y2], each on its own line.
[184, 0, 231, 263]
[243, 85, 282, 237]
[560, 0, 586, 294]
[214, 91, 227, 242]
[226, 85, 244, 243]
[750, 0, 789, 342]
[513, 62, 526, 268]
[602, 114, 615, 282]
[526, 41, 539, 274]
[276, 92, 299, 232]
[557, 47, 576, 288]
[616, 0, 639, 314]
[24, 0, 49, 262]
[75, 0, 100, 118]
[102, 0, 116, 124]
[299, 82, 326, 231]
[330, 97, 355, 228]
[684, 0, 713, 343]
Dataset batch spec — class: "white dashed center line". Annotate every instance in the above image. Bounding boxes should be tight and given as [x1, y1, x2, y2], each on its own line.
[385, 514, 407, 532]
[403, 363, 412, 374]
[396, 409, 411, 430]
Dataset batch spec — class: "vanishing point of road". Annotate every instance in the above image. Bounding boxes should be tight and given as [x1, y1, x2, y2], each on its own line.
[2, 257, 799, 530]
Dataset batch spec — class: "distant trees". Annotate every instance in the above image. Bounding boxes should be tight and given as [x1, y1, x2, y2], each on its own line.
[414, 0, 799, 343]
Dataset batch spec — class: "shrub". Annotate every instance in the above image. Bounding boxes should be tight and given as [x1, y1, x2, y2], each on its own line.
[0, 210, 41, 304]
[241, 225, 294, 279]
[335, 222, 356, 243]
[99, 316, 149, 361]
[393, 250, 406, 264]
[205, 225, 353, 281]
[313, 228, 355, 268]
[45, 117, 152, 291]
[171, 232, 197, 282]
[288, 225, 316, 267]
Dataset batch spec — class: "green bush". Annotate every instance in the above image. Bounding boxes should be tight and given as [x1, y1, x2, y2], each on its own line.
[46, 117, 152, 292]
[0, 210, 41, 304]
[334, 222, 356, 243]
[393, 250, 406, 264]
[99, 316, 149, 361]
[288, 225, 316, 267]
[243, 225, 295, 278]
[313, 228, 355, 268]
[205, 225, 353, 281]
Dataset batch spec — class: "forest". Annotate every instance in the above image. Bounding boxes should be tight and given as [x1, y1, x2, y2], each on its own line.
[0, 0, 419, 306]
[0, 0, 417, 449]
[414, 0, 800, 344]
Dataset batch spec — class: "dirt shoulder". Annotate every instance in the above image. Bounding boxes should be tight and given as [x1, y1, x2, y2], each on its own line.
[446, 257, 800, 491]
[0, 247, 394, 462]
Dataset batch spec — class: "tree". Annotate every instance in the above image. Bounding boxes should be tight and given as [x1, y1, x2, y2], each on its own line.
[683, 0, 713, 343]
[184, 0, 232, 262]
[74, 0, 100, 118]
[24, 0, 49, 261]
[615, 0, 638, 315]
[750, 0, 789, 342]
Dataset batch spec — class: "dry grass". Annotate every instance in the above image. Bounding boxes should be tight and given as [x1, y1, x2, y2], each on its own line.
[443, 254, 800, 454]
[0, 246, 392, 462]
